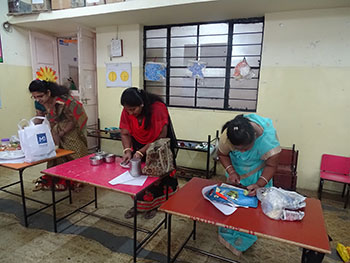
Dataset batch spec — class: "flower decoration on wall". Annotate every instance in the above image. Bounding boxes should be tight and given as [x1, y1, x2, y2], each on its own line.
[36, 66, 58, 82]
[145, 62, 166, 81]
[187, 60, 207, 79]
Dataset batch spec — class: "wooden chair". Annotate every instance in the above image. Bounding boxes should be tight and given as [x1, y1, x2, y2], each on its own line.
[318, 154, 350, 209]
[273, 144, 299, 191]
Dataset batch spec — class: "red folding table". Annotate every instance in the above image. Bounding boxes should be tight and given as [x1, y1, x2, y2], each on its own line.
[159, 177, 331, 263]
[41, 154, 167, 263]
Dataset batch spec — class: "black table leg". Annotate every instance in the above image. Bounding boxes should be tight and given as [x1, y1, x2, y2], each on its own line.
[68, 182, 72, 204]
[301, 248, 325, 263]
[133, 197, 137, 263]
[193, 220, 196, 240]
[94, 187, 98, 208]
[51, 181, 57, 233]
[18, 169, 28, 227]
[167, 213, 172, 263]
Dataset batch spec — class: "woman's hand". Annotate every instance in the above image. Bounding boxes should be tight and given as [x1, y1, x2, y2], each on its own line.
[52, 131, 60, 146]
[246, 183, 260, 196]
[122, 151, 132, 164]
[227, 170, 240, 185]
[133, 151, 143, 159]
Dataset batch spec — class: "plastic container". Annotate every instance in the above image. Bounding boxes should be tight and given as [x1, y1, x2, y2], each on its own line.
[1, 138, 10, 146]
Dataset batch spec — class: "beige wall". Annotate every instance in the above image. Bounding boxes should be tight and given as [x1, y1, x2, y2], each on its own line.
[96, 24, 143, 155]
[259, 8, 350, 189]
[1, 2, 349, 191]
[96, 8, 350, 190]
[0, 1, 35, 138]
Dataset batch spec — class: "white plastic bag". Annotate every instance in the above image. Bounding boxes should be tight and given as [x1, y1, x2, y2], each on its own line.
[18, 117, 56, 163]
[256, 187, 306, 221]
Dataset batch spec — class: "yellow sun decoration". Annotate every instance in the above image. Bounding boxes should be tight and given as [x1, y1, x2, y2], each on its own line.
[36, 66, 58, 82]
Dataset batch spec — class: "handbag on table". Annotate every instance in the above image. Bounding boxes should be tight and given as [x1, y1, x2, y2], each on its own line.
[142, 138, 175, 177]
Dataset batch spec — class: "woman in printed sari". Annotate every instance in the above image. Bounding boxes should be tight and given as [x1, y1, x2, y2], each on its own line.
[120, 87, 178, 220]
[29, 80, 88, 191]
[217, 114, 281, 256]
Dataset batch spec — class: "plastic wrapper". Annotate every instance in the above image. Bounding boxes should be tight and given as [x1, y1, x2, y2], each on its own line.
[205, 184, 258, 208]
[256, 187, 306, 221]
[281, 210, 305, 221]
[337, 242, 350, 262]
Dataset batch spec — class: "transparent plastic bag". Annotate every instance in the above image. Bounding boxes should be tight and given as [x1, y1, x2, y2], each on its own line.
[256, 187, 306, 221]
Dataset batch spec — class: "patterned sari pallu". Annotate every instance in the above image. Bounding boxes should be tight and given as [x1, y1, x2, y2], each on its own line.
[142, 138, 175, 177]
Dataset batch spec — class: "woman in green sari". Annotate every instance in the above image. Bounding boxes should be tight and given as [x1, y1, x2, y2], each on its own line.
[217, 114, 281, 256]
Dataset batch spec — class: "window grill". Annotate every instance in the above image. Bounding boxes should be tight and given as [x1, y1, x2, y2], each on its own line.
[144, 17, 264, 111]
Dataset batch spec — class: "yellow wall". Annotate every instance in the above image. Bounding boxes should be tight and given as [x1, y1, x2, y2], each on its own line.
[95, 8, 350, 190]
[0, 65, 34, 137]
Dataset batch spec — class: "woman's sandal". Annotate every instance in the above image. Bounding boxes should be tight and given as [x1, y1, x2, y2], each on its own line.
[54, 184, 67, 191]
[124, 207, 136, 219]
[32, 179, 50, 192]
[144, 209, 157, 220]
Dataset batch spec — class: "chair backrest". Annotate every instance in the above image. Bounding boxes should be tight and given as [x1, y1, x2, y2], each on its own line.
[278, 144, 298, 173]
[320, 154, 350, 175]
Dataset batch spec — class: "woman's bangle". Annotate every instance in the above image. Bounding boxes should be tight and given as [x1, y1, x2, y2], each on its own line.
[225, 165, 233, 172]
[123, 148, 132, 154]
[259, 176, 269, 185]
[136, 150, 144, 157]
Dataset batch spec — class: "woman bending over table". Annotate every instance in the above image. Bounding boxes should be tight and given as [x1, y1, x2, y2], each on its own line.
[29, 80, 88, 192]
[119, 87, 178, 220]
[217, 114, 281, 256]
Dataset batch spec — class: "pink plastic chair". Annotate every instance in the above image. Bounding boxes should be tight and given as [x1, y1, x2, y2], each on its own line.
[318, 154, 350, 208]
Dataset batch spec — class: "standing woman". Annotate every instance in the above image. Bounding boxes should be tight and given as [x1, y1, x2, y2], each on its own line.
[217, 114, 281, 256]
[29, 80, 88, 191]
[119, 87, 178, 220]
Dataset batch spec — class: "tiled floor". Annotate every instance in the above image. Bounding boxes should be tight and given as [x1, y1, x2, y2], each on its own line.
[0, 165, 349, 262]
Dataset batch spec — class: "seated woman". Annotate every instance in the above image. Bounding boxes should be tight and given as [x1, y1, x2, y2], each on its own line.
[119, 87, 178, 220]
[217, 114, 281, 256]
[29, 79, 89, 191]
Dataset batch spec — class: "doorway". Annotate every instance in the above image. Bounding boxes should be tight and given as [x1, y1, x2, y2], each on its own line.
[29, 30, 98, 151]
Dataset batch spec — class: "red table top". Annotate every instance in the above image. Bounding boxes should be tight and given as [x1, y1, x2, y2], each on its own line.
[159, 177, 331, 254]
[0, 149, 74, 170]
[41, 154, 160, 196]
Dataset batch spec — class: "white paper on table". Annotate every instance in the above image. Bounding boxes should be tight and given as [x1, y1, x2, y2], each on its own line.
[202, 184, 238, 215]
[108, 171, 148, 186]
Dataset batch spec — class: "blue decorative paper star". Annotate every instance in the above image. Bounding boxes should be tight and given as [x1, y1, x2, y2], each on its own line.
[187, 60, 206, 79]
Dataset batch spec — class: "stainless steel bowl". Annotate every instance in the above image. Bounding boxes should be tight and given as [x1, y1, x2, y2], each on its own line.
[104, 154, 116, 163]
[94, 151, 107, 158]
[90, 155, 104, 166]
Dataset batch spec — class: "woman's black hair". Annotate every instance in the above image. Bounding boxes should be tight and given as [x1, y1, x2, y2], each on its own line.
[222, 114, 255, 146]
[121, 87, 164, 129]
[29, 79, 69, 97]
